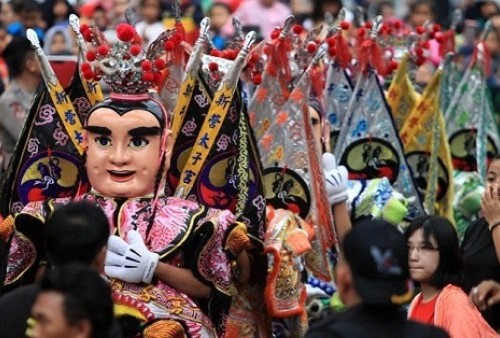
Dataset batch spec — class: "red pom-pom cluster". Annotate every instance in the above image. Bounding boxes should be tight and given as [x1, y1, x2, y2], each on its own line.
[80, 24, 94, 42]
[306, 41, 317, 53]
[116, 23, 136, 42]
[130, 44, 141, 56]
[163, 33, 183, 52]
[292, 24, 303, 34]
[340, 21, 350, 30]
[208, 62, 219, 72]
[97, 45, 109, 56]
[270, 28, 281, 40]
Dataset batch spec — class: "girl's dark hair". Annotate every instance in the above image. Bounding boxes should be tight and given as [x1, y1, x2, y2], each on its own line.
[310, 0, 342, 22]
[405, 215, 464, 289]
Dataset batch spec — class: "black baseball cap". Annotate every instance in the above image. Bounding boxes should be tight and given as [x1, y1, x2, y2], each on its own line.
[342, 218, 413, 305]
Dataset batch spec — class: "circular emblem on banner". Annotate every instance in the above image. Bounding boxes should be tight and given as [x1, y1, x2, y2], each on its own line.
[263, 167, 310, 219]
[17, 151, 80, 204]
[406, 151, 449, 201]
[197, 150, 239, 211]
[449, 129, 499, 172]
[340, 138, 400, 184]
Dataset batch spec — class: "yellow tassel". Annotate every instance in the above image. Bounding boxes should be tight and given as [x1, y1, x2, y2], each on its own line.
[225, 223, 250, 256]
[0, 215, 14, 242]
[143, 320, 187, 338]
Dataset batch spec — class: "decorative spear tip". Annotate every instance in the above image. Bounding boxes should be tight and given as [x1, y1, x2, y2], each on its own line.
[199, 17, 211, 36]
[243, 31, 256, 51]
[451, 9, 463, 30]
[69, 14, 80, 30]
[26, 29, 41, 49]
[279, 15, 296, 39]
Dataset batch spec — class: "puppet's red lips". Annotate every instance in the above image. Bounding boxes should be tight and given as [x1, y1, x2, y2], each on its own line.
[108, 170, 135, 182]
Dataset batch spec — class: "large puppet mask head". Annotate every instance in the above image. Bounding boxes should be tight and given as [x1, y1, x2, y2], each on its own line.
[84, 96, 172, 198]
[79, 23, 177, 198]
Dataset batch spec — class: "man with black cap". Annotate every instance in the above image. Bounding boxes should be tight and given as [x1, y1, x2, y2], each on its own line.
[306, 218, 450, 338]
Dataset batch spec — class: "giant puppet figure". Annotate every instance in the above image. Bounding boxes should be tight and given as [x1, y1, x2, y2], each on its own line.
[0, 23, 251, 337]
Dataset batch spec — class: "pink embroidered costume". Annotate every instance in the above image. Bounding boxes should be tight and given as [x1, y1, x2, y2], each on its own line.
[0, 21, 250, 338]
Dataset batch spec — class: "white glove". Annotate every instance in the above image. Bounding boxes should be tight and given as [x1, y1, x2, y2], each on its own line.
[105, 230, 159, 284]
[322, 152, 348, 205]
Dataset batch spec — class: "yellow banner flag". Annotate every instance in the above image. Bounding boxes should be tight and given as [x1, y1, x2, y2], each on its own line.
[387, 53, 420, 131]
[400, 69, 455, 222]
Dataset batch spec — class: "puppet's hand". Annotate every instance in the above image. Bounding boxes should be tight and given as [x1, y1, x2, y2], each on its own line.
[105, 230, 159, 284]
[323, 153, 348, 206]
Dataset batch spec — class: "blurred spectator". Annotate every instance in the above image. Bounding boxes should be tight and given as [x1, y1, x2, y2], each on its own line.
[0, 1, 19, 28]
[0, 202, 112, 338]
[306, 218, 450, 338]
[136, 0, 166, 48]
[43, 26, 73, 55]
[407, 0, 435, 29]
[8, 0, 44, 41]
[221, 0, 292, 41]
[30, 265, 114, 338]
[40, 0, 76, 29]
[0, 22, 11, 90]
[0, 37, 41, 167]
[208, 1, 231, 49]
[303, 0, 344, 40]
[406, 216, 498, 338]
[465, 0, 500, 32]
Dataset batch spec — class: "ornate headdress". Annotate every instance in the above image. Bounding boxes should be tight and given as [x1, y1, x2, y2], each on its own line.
[80, 23, 173, 97]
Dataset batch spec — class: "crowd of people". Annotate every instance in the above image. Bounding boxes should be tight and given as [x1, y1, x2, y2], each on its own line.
[0, 0, 498, 337]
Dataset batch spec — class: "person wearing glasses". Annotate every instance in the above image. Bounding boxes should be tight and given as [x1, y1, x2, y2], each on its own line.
[405, 215, 497, 338]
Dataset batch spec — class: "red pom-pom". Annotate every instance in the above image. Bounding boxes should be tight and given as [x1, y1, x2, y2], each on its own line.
[80, 62, 92, 72]
[252, 72, 262, 85]
[427, 31, 435, 39]
[86, 50, 96, 61]
[416, 26, 425, 35]
[142, 71, 154, 82]
[270, 29, 280, 40]
[208, 62, 219, 72]
[154, 58, 166, 70]
[82, 29, 93, 42]
[82, 70, 94, 80]
[164, 40, 174, 51]
[415, 57, 425, 66]
[340, 21, 350, 30]
[306, 41, 317, 53]
[116, 23, 135, 42]
[130, 44, 141, 56]
[263, 44, 273, 56]
[172, 33, 183, 44]
[364, 22, 372, 29]
[435, 32, 445, 43]
[326, 36, 335, 47]
[389, 60, 398, 71]
[328, 46, 336, 57]
[292, 24, 303, 34]
[97, 45, 109, 56]
[132, 34, 142, 45]
[153, 72, 163, 85]
[357, 28, 366, 38]
[432, 23, 441, 33]
[393, 20, 402, 29]
[421, 40, 430, 49]
[79, 24, 90, 34]
[415, 47, 424, 57]
[141, 60, 152, 71]
[248, 52, 259, 65]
